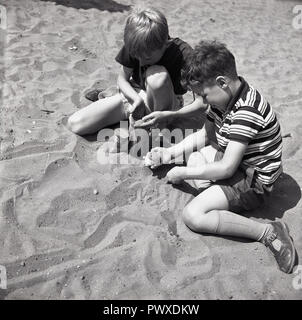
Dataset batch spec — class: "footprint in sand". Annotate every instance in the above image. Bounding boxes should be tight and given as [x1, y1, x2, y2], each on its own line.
[159, 240, 219, 292]
[104, 178, 144, 210]
[36, 187, 105, 229]
[142, 236, 218, 296]
[1, 139, 69, 160]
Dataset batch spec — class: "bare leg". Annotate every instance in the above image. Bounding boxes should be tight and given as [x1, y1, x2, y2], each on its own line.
[145, 65, 178, 113]
[182, 184, 299, 273]
[186, 145, 218, 188]
[182, 185, 269, 241]
[67, 93, 127, 135]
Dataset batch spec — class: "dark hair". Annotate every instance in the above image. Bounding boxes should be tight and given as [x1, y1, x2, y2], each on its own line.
[124, 7, 169, 58]
[182, 40, 238, 88]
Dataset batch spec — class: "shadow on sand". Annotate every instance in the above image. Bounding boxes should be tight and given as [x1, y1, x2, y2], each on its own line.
[40, 0, 131, 12]
[172, 172, 301, 257]
[246, 173, 301, 220]
[171, 172, 301, 221]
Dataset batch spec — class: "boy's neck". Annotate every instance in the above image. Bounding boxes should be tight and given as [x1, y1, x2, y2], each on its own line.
[224, 77, 242, 111]
[229, 77, 242, 97]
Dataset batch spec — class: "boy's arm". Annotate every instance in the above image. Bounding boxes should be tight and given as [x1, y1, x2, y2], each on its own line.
[117, 66, 144, 110]
[135, 96, 205, 128]
[176, 140, 247, 181]
[145, 120, 213, 169]
[168, 119, 213, 158]
[178, 106, 266, 181]
[172, 96, 207, 119]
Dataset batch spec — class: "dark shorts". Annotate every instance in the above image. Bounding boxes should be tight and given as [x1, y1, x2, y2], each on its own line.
[214, 151, 274, 213]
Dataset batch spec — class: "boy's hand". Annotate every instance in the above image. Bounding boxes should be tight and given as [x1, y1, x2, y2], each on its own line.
[134, 111, 173, 128]
[166, 167, 186, 184]
[144, 147, 172, 169]
[128, 96, 145, 120]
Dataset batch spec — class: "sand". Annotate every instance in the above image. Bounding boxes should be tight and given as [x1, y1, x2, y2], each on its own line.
[1, 0, 302, 300]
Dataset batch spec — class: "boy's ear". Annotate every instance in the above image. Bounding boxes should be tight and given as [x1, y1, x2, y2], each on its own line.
[216, 76, 228, 89]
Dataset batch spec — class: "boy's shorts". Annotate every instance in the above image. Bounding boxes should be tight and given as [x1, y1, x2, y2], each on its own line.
[192, 149, 275, 213]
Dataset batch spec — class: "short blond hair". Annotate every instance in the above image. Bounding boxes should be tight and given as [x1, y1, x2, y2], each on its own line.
[124, 7, 169, 58]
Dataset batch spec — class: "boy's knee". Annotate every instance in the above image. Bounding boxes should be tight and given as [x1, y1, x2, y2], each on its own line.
[67, 114, 84, 135]
[182, 203, 204, 231]
[183, 204, 219, 233]
[145, 65, 170, 90]
[187, 151, 206, 167]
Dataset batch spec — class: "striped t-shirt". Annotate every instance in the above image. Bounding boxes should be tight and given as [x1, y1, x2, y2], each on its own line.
[207, 77, 282, 185]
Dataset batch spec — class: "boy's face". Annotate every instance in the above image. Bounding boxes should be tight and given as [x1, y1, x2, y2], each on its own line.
[138, 42, 168, 66]
[190, 79, 231, 111]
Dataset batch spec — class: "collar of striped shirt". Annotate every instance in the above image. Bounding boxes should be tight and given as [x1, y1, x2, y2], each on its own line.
[225, 76, 249, 113]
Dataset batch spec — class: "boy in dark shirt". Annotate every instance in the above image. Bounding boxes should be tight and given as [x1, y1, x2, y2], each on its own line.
[67, 7, 204, 147]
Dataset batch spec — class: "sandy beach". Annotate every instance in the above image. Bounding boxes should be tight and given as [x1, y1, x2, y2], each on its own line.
[1, 0, 302, 300]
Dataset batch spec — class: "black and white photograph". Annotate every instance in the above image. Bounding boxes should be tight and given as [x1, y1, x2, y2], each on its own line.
[0, 0, 302, 303]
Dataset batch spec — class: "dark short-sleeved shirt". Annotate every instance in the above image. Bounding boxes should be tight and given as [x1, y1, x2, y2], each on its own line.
[115, 37, 192, 95]
[206, 77, 283, 185]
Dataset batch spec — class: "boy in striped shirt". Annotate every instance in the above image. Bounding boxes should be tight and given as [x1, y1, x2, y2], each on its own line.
[145, 40, 296, 273]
